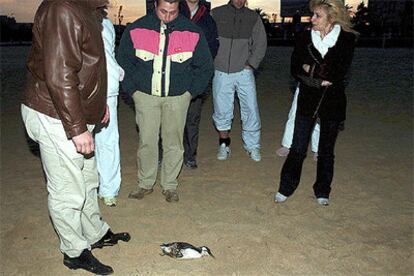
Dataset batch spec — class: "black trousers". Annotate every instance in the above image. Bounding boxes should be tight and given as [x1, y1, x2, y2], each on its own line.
[183, 95, 204, 163]
[278, 114, 341, 198]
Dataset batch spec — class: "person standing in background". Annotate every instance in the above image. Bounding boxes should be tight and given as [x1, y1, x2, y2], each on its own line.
[276, 87, 320, 160]
[274, 0, 357, 206]
[180, 0, 218, 169]
[95, 6, 125, 207]
[211, 0, 267, 162]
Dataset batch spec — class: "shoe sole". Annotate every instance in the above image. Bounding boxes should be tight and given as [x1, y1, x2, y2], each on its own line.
[184, 163, 198, 169]
[128, 189, 153, 200]
[63, 261, 114, 275]
[162, 190, 179, 202]
[99, 196, 117, 206]
[166, 197, 179, 202]
[102, 199, 117, 207]
[247, 153, 261, 162]
[217, 153, 230, 161]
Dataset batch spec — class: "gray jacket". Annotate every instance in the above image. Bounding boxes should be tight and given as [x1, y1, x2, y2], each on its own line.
[212, 3, 267, 73]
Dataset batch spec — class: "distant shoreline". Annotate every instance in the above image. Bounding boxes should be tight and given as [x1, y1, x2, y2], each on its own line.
[0, 41, 32, 47]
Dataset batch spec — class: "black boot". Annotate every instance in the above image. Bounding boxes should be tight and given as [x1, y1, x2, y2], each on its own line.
[91, 229, 131, 249]
[63, 249, 113, 275]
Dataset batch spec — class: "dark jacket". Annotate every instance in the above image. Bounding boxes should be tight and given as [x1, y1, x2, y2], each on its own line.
[117, 13, 214, 98]
[23, 0, 108, 138]
[212, 3, 267, 73]
[179, 0, 219, 58]
[292, 29, 356, 121]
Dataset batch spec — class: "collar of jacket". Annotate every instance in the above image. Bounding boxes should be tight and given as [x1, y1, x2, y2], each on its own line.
[149, 12, 183, 30]
[180, 2, 207, 23]
[180, 0, 210, 12]
[227, 2, 247, 13]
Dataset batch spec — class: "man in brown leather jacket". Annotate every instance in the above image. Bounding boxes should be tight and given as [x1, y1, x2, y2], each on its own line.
[21, 1, 129, 274]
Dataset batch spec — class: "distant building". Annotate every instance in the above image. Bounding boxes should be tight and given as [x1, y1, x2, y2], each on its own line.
[0, 15, 16, 25]
[368, 0, 413, 36]
[280, 0, 311, 19]
[1, 15, 33, 42]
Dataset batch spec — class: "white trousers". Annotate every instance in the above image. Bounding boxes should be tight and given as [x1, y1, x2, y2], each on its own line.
[95, 96, 121, 197]
[212, 69, 261, 151]
[281, 87, 320, 153]
[21, 104, 109, 257]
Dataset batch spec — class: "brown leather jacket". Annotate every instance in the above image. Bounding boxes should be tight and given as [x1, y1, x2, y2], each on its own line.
[23, 0, 108, 138]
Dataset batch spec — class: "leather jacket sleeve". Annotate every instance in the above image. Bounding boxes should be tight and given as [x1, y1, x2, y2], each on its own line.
[42, 3, 87, 138]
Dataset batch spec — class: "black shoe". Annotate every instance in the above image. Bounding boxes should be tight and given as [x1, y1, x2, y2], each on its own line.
[184, 160, 198, 169]
[63, 249, 113, 275]
[91, 229, 131, 249]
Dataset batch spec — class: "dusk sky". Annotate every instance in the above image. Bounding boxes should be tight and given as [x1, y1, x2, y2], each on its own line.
[1, 0, 367, 24]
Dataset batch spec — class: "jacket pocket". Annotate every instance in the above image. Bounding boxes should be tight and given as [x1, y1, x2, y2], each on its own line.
[170, 52, 192, 63]
[135, 49, 155, 61]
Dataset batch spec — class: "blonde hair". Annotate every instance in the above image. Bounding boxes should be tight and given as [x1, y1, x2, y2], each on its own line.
[309, 0, 358, 35]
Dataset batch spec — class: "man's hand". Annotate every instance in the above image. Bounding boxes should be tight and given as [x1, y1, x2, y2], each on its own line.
[302, 64, 311, 73]
[244, 63, 254, 70]
[72, 131, 95, 154]
[101, 105, 110, 124]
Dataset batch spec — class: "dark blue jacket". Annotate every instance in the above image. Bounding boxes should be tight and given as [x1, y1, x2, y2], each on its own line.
[180, 0, 219, 58]
[118, 13, 213, 98]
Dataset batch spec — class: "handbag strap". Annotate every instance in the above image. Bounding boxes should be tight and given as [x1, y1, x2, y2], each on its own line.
[307, 43, 321, 65]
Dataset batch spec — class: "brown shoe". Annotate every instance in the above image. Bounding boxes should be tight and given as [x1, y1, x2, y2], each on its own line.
[162, 189, 179, 202]
[128, 187, 153, 200]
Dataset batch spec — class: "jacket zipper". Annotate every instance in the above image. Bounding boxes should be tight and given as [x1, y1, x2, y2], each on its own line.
[227, 8, 237, 74]
[161, 27, 170, 97]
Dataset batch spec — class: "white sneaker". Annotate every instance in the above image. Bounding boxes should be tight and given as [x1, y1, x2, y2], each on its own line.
[217, 143, 230, 160]
[100, 196, 117, 207]
[248, 148, 261, 162]
[274, 192, 287, 203]
[317, 197, 329, 206]
[276, 147, 290, 157]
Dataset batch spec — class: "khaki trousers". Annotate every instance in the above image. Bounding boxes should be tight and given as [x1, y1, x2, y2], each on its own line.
[133, 91, 191, 190]
[21, 104, 109, 257]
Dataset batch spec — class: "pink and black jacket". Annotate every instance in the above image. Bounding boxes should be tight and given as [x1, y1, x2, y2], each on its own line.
[117, 13, 214, 98]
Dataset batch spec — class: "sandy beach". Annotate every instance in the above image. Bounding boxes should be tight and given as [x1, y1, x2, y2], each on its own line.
[1, 46, 413, 275]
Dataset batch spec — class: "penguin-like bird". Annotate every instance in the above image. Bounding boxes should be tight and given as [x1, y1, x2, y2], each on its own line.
[160, 242, 215, 259]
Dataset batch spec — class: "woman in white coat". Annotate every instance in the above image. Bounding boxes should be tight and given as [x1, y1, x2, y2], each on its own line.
[95, 10, 124, 207]
[276, 86, 320, 160]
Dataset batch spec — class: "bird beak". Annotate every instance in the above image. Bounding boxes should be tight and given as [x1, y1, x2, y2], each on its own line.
[206, 247, 215, 258]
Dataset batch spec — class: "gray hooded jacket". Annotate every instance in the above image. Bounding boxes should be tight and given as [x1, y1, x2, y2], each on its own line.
[212, 3, 267, 73]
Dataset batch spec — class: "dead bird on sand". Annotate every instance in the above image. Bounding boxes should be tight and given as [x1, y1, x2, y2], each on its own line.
[160, 242, 215, 259]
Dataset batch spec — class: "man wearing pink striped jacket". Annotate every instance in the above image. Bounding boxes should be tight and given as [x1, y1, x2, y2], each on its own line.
[118, 0, 213, 203]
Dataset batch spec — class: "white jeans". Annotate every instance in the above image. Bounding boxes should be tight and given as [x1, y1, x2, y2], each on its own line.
[212, 69, 261, 151]
[95, 96, 121, 197]
[21, 104, 109, 257]
[281, 87, 320, 153]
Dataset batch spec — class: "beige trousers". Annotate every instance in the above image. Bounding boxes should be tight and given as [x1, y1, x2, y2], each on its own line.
[133, 91, 191, 190]
[21, 104, 109, 257]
